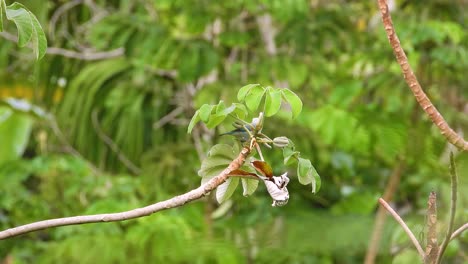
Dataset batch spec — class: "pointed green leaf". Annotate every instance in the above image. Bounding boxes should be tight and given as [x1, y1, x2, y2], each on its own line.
[215, 100, 226, 113]
[199, 104, 214, 122]
[297, 157, 312, 185]
[237, 83, 260, 101]
[216, 104, 236, 116]
[241, 178, 259, 196]
[232, 103, 248, 119]
[283, 145, 299, 165]
[216, 177, 239, 203]
[29, 12, 47, 60]
[206, 114, 227, 128]
[245, 85, 265, 112]
[264, 89, 282, 117]
[282, 88, 303, 119]
[5, 3, 32, 47]
[187, 110, 200, 133]
[310, 164, 321, 193]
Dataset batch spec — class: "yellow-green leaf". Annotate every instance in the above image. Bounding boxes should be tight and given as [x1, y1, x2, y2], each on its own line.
[264, 88, 282, 117]
[282, 88, 303, 119]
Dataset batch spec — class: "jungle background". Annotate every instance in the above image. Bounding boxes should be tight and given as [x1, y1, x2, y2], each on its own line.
[0, 0, 467, 263]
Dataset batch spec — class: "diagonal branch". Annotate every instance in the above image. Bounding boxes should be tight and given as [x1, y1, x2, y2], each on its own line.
[377, 0, 468, 151]
[0, 147, 251, 240]
[378, 198, 425, 261]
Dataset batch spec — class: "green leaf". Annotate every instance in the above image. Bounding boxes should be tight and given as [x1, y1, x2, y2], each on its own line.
[216, 103, 236, 116]
[283, 145, 299, 165]
[0, 0, 5, 31]
[0, 107, 33, 164]
[216, 177, 239, 203]
[297, 158, 312, 185]
[297, 157, 321, 193]
[232, 103, 248, 119]
[244, 85, 265, 112]
[264, 88, 282, 117]
[237, 83, 260, 101]
[29, 12, 47, 60]
[5, 3, 32, 47]
[206, 114, 227, 128]
[215, 100, 226, 113]
[199, 144, 237, 182]
[199, 104, 214, 122]
[310, 164, 321, 193]
[187, 110, 200, 133]
[281, 88, 303, 119]
[241, 178, 259, 196]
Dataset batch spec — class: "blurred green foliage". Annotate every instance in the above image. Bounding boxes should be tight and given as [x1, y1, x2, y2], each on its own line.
[0, 0, 467, 263]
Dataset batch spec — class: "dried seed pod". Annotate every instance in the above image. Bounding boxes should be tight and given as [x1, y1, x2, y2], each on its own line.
[273, 137, 289, 148]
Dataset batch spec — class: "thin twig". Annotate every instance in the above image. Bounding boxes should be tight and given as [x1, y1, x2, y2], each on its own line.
[378, 198, 425, 261]
[377, 0, 468, 151]
[91, 110, 142, 175]
[450, 223, 468, 241]
[0, 31, 124, 61]
[153, 107, 184, 129]
[0, 147, 251, 239]
[426, 192, 438, 263]
[436, 153, 458, 263]
[365, 160, 405, 264]
[46, 47, 124, 60]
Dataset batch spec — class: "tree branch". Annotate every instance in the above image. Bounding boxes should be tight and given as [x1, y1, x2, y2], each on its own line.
[450, 223, 467, 241]
[436, 153, 458, 263]
[0, 147, 251, 240]
[378, 198, 425, 261]
[0, 31, 124, 61]
[377, 0, 468, 151]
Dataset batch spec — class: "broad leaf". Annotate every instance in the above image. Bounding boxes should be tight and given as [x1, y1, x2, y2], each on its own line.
[241, 178, 259, 196]
[237, 83, 260, 101]
[199, 104, 214, 122]
[283, 145, 299, 165]
[5, 3, 32, 47]
[216, 177, 239, 203]
[297, 157, 321, 193]
[187, 110, 200, 133]
[30, 13, 47, 59]
[264, 88, 282, 117]
[282, 88, 303, 119]
[244, 85, 265, 112]
[297, 157, 313, 185]
[199, 144, 238, 183]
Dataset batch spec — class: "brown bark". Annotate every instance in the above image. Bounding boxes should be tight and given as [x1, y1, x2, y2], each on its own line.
[377, 0, 468, 151]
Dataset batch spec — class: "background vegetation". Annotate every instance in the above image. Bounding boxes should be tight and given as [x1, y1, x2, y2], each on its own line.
[0, 0, 466, 263]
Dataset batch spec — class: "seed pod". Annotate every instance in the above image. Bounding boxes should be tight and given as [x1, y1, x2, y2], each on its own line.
[273, 136, 289, 148]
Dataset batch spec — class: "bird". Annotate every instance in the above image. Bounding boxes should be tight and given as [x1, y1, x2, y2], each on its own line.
[220, 125, 253, 143]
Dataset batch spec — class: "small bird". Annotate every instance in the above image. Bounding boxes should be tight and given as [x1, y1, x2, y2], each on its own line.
[220, 126, 252, 143]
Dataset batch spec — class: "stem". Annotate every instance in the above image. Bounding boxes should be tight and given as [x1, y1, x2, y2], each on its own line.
[436, 153, 458, 263]
[450, 223, 468, 241]
[426, 192, 438, 264]
[378, 198, 425, 261]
